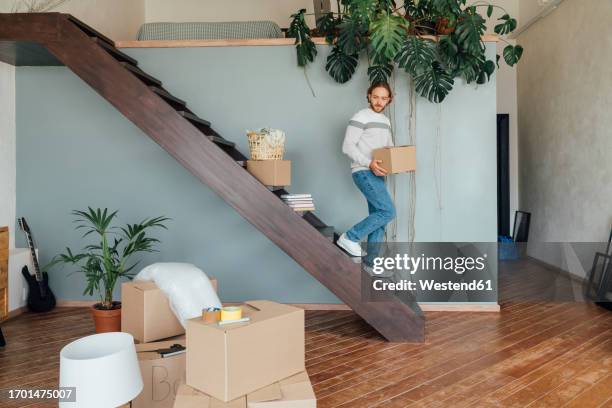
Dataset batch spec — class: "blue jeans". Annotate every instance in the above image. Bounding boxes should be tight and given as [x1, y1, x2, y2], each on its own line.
[346, 170, 396, 261]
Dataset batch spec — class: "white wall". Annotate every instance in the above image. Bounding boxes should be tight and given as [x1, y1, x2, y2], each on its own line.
[145, 0, 313, 27]
[0, 61, 16, 250]
[1, 61, 20, 312]
[519, 0, 550, 27]
[0, 0, 145, 40]
[517, 0, 612, 245]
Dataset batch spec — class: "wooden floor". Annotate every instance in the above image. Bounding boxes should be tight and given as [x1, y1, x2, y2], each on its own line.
[1, 303, 610, 407]
[1, 260, 611, 407]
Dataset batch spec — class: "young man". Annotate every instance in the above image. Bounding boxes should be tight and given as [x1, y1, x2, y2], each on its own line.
[337, 82, 396, 258]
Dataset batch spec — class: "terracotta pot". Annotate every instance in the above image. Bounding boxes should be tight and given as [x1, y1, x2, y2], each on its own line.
[436, 17, 456, 35]
[91, 301, 122, 333]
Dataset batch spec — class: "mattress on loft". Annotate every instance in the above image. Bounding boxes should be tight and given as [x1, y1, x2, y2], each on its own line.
[137, 21, 283, 40]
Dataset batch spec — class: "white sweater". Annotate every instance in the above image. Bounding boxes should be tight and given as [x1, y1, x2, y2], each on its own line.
[342, 108, 394, 173]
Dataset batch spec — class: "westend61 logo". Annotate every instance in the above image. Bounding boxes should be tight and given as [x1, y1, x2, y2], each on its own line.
[362, 243, 497, 302]
[371, 253, 488, 276]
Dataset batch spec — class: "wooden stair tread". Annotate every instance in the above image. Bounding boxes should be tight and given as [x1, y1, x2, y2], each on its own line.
[178, 111, 211, 127]
[69, 15, 115, 47]
[149, 86, 187, 109]
[177, 111, 234, 147]
[94, 38, 138, 66]
[206, 135, 235, 148]
[121, 62, 162, 87]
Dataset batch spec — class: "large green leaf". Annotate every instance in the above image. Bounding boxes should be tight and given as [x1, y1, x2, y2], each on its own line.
[295, 39, 317, 66]
[316, 12, 339, 44]
[288, 9, 310, 40]
[438, 34, 459, 59]
[459, 54, 483, 83]
[338, 15, 367, 55]
[326, 46, 359, 83]
[414, 62, 454, 103]
[432, 0, 464, 15]
[404, 0, 435, 19]
[369, 12, 407, 63]
[476, 59, 496, 84]
[494, 14, 518, 35]
[455, 10, 486, 55]
[368, 62, 394, 84]
[395, 36, 436, 76]
[439, 35, 483, 82]
[288, 9, 317, 66]
[503, 44, 523, 66]
[378, 0, 397, 13]
[348, 0, 378, 26]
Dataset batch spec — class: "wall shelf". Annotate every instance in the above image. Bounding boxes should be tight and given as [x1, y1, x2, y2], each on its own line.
[116, 35, 499, 49]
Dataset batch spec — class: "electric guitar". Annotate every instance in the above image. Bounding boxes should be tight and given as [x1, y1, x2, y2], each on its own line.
[18, 218, 56, 313]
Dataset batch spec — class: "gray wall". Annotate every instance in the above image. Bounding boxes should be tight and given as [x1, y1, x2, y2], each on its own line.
[517, 0, 612, 275]
[16, 44, 497, 303]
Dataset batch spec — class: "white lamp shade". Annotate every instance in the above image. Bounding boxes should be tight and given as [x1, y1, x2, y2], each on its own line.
[59, 332, 143, 408]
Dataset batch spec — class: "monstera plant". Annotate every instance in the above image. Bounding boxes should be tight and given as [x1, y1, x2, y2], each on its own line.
[288, 0, 522, 103]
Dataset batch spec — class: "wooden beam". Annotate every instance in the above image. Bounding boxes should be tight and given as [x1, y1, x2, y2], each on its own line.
[115, 35, 500, 49]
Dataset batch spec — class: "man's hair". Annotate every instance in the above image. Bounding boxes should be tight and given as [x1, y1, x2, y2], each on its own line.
[367, 82, 393, 103]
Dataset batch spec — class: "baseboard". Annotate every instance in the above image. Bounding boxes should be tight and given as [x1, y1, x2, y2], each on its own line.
[56, 300, 499, 312]
[56, 300, 354, 310]
[418, 303, 500, 312]
[6, 306, 28, 320]
[56, 300, 97, 307]
[526, 255, 587, 283]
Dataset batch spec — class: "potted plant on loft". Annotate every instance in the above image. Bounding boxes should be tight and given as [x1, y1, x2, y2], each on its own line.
[48, 208, 169, 333]
[288, 0, 523, 103]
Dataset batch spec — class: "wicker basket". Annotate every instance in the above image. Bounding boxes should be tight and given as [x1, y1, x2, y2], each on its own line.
[247, 130, 285, 160]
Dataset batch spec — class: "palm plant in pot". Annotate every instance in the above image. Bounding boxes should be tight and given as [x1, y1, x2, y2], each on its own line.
[49, 208, 169, 333]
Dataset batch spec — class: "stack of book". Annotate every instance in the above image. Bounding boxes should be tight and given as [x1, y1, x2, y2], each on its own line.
[281, 193, 315, 212]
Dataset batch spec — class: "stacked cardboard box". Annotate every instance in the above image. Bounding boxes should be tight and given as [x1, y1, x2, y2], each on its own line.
[133, 336, 187, 408]
[122, 280, 315, 408]
[246, 160, 291, 187]
[121, 278, 216, 408]
[176, 300, 315, 407]
[174, 371, 315, 407]
[122, 279, 218, 343]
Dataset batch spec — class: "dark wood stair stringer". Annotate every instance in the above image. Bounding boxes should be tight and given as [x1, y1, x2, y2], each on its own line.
[0, 13, 424, 342]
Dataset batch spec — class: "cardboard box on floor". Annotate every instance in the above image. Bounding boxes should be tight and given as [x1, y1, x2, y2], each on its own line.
[248, 372, 316, 408]
[133, 335, 187, 408]
[373, 145, 416, 174]
[246, 160, 291, 186]
[186, 300, 305, 402]
[173, 372, 315, 408]
[122, 278, 218, 343]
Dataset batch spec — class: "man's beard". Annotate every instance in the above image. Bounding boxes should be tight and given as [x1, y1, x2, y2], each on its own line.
[370, 103, 384, 112]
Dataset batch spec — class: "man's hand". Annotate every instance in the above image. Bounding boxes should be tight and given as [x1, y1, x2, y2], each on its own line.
[369, 159, 388, 177]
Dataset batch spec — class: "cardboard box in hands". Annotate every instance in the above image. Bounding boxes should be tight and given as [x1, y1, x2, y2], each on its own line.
[373, 145, 416, 174]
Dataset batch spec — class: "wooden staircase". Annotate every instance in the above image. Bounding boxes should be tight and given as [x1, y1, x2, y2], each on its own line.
[0, 13, 424, 341]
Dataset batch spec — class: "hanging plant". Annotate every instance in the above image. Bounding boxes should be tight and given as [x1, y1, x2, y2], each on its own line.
[288, 0, 522, 103]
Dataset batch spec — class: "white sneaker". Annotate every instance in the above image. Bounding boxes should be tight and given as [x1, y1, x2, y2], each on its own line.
[337, 233, 362, 257]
